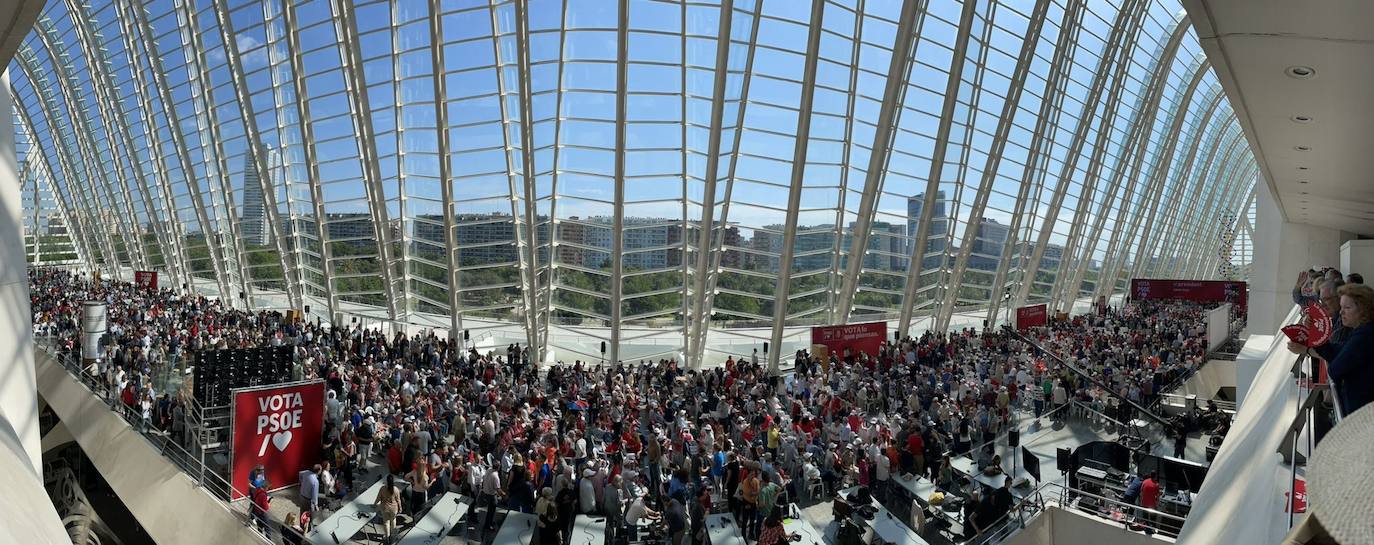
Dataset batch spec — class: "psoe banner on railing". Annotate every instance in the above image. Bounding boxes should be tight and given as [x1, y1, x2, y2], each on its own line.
[1015, 304, 1048, 331]
[810, 321, 887, 359]
[1129, 278, 1248, 311]
[230, 380, 326, 500]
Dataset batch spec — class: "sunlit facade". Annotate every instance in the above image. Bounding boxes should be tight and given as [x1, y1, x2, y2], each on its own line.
[12, 0, 1256, 368]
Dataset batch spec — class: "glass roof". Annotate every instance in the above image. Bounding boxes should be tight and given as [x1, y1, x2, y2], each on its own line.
[12, 0, 1256, 367]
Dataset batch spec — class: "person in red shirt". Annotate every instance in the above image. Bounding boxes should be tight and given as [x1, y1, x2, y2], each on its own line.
[250, 483, 272, 536]
[906, 432, 924, 477]
[1139, 472, 1162, 534]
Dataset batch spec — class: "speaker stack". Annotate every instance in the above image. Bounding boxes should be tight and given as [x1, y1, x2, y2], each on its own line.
[192, 346, 294, 406]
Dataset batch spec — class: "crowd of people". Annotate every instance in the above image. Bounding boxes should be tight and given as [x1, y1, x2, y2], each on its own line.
[30, 267, 1237, 544]
[1287, 267, 1374, 415]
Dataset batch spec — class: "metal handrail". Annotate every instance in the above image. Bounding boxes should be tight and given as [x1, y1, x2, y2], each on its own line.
[1065, 400, 1152, 438]
[1008, 328, 1173, 428]
[39, 341, 242, 495]
[966, 480, 1190, 545]
[1047, 481, 1189, 535]
[34, 340, 275, 543]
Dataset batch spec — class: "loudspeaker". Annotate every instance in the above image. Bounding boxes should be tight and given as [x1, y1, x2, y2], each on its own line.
[600, 341, 607, 354]
[1056, 447, 1073, 472]
[894, 331, 901, 341]
[763, 342, 769, 354]
[239, 291, 246, 300]
[983, 320, 989, 329]
[1008, 429, 1019, 447]
[464, 329, 470, 341]
[1022, 446, 1042, 482]
[304, 305, 311, 314]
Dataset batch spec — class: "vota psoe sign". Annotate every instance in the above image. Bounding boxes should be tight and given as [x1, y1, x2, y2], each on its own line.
[230, 380, 326, 499]
[810, 321, 888, 358]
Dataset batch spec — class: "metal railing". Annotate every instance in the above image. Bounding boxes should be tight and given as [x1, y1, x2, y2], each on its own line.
[1008, 328, 1173, 428]
[965, 481, 1189, 545]
[1279, 352, 1336, 531]
[1154, 392, 1236, 413]
[34, 337, 274, 544]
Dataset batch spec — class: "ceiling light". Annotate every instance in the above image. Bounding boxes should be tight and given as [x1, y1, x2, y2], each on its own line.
[1295, 145, 1311, 152]
[1300, 192, 1308, 195]
[1286, 66, 1316, 79]
[1298, 166, 1309, 171]
[1299, 180, 1309, 184]
[1292, 115, 1313, 123]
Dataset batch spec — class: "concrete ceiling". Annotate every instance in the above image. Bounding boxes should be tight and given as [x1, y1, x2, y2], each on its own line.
[0, 0, 44, 69]
[1184, 0, 1374, 236]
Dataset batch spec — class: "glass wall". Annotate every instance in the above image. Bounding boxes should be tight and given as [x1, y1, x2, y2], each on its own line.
[12, 0, 1257, 367]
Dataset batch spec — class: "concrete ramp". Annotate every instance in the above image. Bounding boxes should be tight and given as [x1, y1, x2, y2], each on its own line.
[35, 350, 269, 545]
[1175, 360, 1238, 401]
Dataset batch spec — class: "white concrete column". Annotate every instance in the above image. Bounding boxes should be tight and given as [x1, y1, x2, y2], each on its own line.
[1249, 180, 1355, 334]
[0, 69, 69, 545]
[0, 71, 40, 474]
[1340, 239, 1374, 279]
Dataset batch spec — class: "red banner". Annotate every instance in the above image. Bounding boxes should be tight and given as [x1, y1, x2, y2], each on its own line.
[1129, 279, 1248, 310]
[1285, 478, 1307, 513]
[133, 270, 158, 289]
[230, 381, 326, 500]
[1016, 304, 1049, 331]
[811, 321, 887, 359]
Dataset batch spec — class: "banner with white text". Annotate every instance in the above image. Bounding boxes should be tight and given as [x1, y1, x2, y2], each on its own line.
[230, 380, 325, 500]
[810, 321, 887, 359]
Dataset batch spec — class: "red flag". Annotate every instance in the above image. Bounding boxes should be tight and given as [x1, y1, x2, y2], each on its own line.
[1281, 324, 1309, 346]
[1306, 303, 1333, 347]
[1282, 303, 1333, 348]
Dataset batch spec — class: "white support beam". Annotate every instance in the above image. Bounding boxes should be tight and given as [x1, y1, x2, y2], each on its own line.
[1143, 121, 1237, 276]
[539, 0, 571, 361]
[209, 0, 303, 310]
[9, 94, 100, 272]
[510, 0, 546, 354]
[62, 0, 185, 288]
[328, 0, 402, 322]
[280, 0, 341, 321]
[688, 1, 765, 367]
[833, 0, 925, 323]
[767, 0, 826, 374]
[12, 55, 120, 278]
[895, 0, 979, 336]
[124, 0, 236, 300]
[1177, 143, 1250, 278]
[174, 0, 255, 309]
[935, 0, 1054, 331]
[31, 21, 148, 275]
[1045, 0, 1148, 312]
[1012, 0, 1145, 311]
[1058, 19, 1190, 308]
[823, 0, 868, 325]
[1161, 128, 1243, 277]
[110, 1, 195, 292]
[984, 0, 1086, 327]
[1096, 61, 1213, 298]
[609, 0, 631, 366]
[427, 0, 463, 341]
[1129, 89, 1226, 280]
[685, 0, 738, 369]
